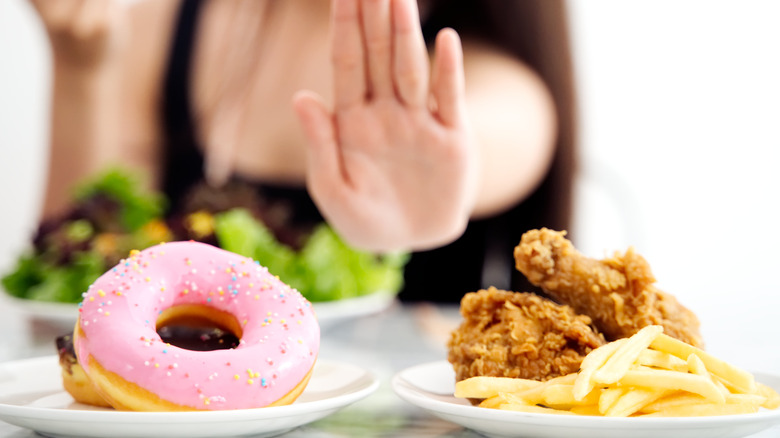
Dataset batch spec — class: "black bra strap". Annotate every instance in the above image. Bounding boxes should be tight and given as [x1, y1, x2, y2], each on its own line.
[161, 0, 206, 207]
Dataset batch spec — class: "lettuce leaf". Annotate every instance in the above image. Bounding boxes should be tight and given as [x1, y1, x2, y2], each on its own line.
[2, 251, 105, 303]
[3, 169, 408, 304]
[214, 209, 408, 301]
[74, 168, 166, 231]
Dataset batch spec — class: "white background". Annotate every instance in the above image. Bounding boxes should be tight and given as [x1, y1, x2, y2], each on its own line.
[1, 1, 779, 371]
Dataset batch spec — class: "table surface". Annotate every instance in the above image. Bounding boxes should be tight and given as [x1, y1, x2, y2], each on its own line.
[0, 300, 778, 438]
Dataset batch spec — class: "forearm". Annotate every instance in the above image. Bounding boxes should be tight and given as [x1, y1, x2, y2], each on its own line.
[43, 60, 120, 219]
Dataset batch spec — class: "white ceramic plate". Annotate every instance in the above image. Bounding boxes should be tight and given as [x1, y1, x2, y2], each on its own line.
[0, 293, 77, 326]
[1, 289, 396, 332]
[392, 361, 780, 438]
[0, 355, 378, 438]
[312, 291, 396, 330]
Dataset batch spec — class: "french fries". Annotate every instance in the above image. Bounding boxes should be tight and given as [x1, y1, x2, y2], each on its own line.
[454, 325, 779, 417]
[454, 376, 540, 399]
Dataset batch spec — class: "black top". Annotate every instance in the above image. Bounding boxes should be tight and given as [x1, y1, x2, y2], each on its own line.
[160, 0, 544, 302]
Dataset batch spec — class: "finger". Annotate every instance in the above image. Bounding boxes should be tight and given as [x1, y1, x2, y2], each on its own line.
[28, 0, 69, 21]
[105, 0, 123, 29]
[27, 0, 46, 14]
[72, 0, 109, 40]
[331, 0, 367, 109]
[360, 0, 394, 99]
[33, 0, 84, 32]
[431, 28, 465, 126]
[292, 90, 343, 186]
[392, 0, 428, 107]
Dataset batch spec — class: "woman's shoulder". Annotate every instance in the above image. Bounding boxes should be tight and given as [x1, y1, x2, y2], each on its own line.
[460, 37, 555, 136]
[460, 38, 551, 98]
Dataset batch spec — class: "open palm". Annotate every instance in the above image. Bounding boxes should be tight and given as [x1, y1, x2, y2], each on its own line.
[294, 0, 477, 252]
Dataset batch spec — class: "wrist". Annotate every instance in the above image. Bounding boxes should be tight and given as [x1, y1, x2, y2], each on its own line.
[51, 56, 120, 98]
[47, 29, 123, 75]
[52, 53, 116, 78]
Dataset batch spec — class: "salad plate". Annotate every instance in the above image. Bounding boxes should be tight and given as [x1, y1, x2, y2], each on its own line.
[1, 170, 406, 334]
[392, 361, 780, 438]
[0, 293, 78, 326]
[0, 355, 379, 438]
[312, 290, 396, 330]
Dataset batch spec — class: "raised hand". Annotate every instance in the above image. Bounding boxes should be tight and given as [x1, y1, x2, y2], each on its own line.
[29, 0, 124, 68]
[293, 0, 478, 252]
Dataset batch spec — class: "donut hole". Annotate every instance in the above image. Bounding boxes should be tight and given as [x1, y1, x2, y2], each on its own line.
[156, 304, 242, 351]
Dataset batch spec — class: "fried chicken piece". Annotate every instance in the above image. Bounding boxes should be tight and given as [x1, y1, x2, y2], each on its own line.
[447, 287, 606, 383]
[514, 228, 703, 348]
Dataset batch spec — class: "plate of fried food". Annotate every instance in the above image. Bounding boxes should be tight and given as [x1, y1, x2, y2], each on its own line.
[393, 229, 780, 438]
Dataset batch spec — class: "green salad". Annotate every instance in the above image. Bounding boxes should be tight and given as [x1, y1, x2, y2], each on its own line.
[2, 169, 408, 304]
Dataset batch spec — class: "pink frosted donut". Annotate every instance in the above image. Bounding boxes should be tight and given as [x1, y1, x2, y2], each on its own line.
[73, 241, 320, 411]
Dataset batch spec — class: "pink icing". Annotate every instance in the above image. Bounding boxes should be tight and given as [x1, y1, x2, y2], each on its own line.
[74, 241, 320, 410]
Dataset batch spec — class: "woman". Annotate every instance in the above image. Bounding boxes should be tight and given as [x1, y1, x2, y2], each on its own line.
[30, 0, 576, 301]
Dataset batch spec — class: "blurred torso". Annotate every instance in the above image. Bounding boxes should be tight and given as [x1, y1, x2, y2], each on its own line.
[122, 0, 333, 188]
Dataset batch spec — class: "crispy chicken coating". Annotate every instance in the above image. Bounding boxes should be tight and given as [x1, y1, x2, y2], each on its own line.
[514, 228, 703, 348]
[447, 287, 606, 382]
